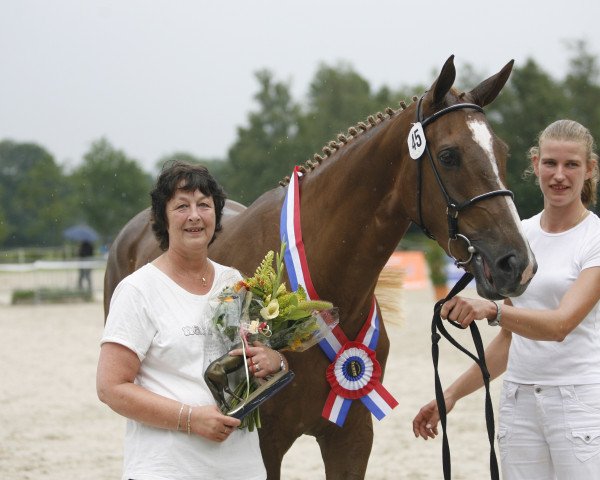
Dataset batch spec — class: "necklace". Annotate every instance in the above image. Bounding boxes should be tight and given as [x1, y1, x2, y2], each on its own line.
[541, 207, 589, 233]
[200, 267, 208, 286]
[170, 259, 210, 286]
[197, 261, 210, 286]
[573, 208, 589, 228]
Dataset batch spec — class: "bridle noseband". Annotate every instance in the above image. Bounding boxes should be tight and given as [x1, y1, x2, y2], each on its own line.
[411, 94, 514, 266]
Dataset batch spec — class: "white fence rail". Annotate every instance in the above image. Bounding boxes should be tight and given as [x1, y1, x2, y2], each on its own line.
[0, 259, 107, 305]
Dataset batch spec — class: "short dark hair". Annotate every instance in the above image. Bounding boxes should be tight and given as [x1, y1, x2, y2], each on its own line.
[150, 161, 227, 250]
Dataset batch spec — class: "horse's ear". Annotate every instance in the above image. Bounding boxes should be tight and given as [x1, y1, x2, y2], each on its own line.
[466, 60, 514, 107]
[428, 55, 456, 107]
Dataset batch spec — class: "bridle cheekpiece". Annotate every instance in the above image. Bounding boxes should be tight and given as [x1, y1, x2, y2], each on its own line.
[408, 94, 514, 266]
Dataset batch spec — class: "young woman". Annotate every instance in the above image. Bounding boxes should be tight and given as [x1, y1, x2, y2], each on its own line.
[413, 119, 600, 479]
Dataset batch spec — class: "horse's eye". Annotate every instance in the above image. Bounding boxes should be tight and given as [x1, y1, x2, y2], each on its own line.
[438, 149, 459, 167]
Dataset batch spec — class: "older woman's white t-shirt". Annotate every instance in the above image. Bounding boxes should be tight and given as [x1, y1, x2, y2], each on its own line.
[102, 260, 266, 480]
[505, 212, 600, 386]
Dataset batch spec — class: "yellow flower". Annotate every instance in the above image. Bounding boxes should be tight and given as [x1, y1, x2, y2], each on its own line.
[260, 299, 279, 320]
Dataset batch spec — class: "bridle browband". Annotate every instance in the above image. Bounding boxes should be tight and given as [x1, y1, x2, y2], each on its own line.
[414, 94, 514, 266]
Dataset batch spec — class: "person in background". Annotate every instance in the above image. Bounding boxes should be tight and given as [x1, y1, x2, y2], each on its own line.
[77, 239, 94, 291]
[413, 119, 600, 479]
[96, 162, 287, 480]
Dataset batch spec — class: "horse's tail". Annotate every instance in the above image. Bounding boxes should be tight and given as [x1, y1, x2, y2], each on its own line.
[375, 267, 404, 325]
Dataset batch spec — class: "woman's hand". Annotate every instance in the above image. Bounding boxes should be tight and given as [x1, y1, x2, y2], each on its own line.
[440, 296, 497, 328]
[192, 405, 240, 443]
[412, 394, 457, 440]
[229, 341, 286, 378]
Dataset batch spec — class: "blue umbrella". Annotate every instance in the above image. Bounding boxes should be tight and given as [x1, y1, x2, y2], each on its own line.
[63, 224, 99, 242]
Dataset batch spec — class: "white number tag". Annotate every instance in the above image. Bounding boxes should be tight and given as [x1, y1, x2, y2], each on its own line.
[408, 122, 426, 159]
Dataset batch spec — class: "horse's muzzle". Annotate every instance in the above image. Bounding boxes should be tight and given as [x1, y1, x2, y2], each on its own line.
[470, 251, 537, 300]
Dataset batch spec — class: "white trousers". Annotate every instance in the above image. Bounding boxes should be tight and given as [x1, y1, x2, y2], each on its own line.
[498, 381, 600, 480]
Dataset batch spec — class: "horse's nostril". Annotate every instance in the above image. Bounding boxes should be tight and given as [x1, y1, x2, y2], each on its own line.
[497, 253, 518, 274]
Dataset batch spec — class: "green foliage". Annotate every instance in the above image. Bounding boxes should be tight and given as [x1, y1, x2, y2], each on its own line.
[299, 62, 379, 148]
[0, 140, 75, 247]
[222, 64, 405, 204]
[0, 203, 8, 244]
[11, 289, 35, 303]
[222, 70, 303, 203]
[563, 40, 600, 130]
[70, 138, 153, 241]
[11, 287, 92, 304]
[425, 241, 448, 286]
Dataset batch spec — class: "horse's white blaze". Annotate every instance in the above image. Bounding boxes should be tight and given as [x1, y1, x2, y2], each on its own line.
[468, 118, 536, 285]
[467, 119, 502, 182]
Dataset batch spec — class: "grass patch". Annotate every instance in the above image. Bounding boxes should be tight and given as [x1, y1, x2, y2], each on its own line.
[12, 288, 93, 305]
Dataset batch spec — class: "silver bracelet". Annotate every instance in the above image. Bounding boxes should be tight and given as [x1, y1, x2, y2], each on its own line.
[487, 302, 501, 327]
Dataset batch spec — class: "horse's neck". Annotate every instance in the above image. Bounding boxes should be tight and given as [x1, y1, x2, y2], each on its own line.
[297, 118, 413, 326]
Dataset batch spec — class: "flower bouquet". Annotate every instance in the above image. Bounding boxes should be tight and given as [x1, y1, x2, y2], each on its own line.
[208, 242, 339, 430]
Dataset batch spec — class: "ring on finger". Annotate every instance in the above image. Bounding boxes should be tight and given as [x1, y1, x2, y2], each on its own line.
[255, 363, 261, 372]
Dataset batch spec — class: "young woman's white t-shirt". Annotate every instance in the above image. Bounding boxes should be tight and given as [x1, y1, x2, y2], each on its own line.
[505, 212, 600, 385]
[102, 260, 266, 480]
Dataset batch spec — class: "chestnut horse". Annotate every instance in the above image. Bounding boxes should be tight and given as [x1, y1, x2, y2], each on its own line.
[104, 56, 536, 479]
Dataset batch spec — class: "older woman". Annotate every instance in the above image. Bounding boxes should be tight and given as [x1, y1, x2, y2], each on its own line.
[97, 162, 286, 480]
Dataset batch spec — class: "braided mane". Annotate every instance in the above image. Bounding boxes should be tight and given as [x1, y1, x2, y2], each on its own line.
[277, 99, 414, 187]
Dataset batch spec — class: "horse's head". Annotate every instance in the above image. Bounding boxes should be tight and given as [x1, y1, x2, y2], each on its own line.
[408, 55, 536, 300]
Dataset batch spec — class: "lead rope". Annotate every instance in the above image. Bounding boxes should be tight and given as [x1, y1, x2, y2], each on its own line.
[431, 272, 499, 480]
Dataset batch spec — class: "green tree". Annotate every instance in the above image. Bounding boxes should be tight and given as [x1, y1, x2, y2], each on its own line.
[297, 62, 398, 156]
[223, 64, 403, 204]
[563, 40, 600, 134]
[223, 70, 303, 203]
[0, 140, 73, 247]
[562, 41, 600, 214]
[0, 204, 8, 244]
[70, 138, 152, 241]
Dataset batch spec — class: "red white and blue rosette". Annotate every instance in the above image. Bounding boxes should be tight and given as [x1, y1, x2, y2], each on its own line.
[280, 166, 398, 427]
[326, 341, 381, 400]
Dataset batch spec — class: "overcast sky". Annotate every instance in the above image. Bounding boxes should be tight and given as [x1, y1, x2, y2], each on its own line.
[2, 0, 599, 173]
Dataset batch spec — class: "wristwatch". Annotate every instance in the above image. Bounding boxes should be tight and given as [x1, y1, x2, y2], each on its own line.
[487, 302, 501, 327]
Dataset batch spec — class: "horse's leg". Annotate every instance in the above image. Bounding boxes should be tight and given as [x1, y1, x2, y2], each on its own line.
[316, 409, 374, 480]
[258, 423, 301, 480]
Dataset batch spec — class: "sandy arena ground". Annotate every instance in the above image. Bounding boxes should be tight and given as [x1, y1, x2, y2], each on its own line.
[0, 276, 502, 479]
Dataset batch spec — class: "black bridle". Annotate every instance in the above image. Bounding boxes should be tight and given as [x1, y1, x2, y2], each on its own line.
[410, 95, 511, 479]
[412, 94, 514, 266]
